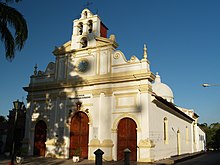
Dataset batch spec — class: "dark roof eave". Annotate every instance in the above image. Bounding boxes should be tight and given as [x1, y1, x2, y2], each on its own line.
[154, 95, 194, 122]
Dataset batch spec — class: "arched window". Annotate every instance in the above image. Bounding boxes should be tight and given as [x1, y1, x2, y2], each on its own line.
[88, 20, 93, 33]
[193, 122, 196, 143]
[164, 117, 168, 144]
[177, 129, 181, 155]
[84, 11, 88, 18]
[80, 37, 88, 48]
[186, 126, 189, 144]
[78, 22, 83, 35]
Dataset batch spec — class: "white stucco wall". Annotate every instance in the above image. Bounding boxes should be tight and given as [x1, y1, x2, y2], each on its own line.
[149, 98, 193, 161]
[196, 126, 206, 152]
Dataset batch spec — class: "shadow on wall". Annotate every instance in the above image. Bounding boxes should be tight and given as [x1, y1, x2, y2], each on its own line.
[28, 52, 89, 158]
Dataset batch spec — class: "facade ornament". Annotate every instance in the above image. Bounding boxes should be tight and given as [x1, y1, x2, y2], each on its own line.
[109, 34, 116, 42]
[129, 56, 136, 63]
[76, 101, 82, 111]
[113, 52, 120, 59]
[34, 64, 38, 75]
[138, 139, 155, 148]
[142, 44, 148, 62]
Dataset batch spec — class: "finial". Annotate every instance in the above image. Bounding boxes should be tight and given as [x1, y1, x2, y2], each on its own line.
[34, 64, 38, 75]
[143, 43, 148, 59]
[155, 72, 161, 83]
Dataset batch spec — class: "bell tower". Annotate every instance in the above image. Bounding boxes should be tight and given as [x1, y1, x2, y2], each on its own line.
[71, 8, 108, 49]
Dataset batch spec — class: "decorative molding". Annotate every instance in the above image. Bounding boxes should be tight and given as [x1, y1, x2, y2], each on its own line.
[112, 113, 141, 132]
[138, 139, 155, 148]
[113, 52, 120, 59]
[89, 139, 113, 161]
[138, 158, 154, 163]
[140, 84, 153, 93]
[24, 71, 155, 93]
[115, 92, 137, 109]
[114, 92, 138, 97]
[112, 50, 128, 63]
[26, 84, 151, 101]
[111, 129, 117, 133]
[89, 139, 113, 148]
[128, 55, 139, 63]
[89, 139, 101, 147]
[102, 139, 114, 147]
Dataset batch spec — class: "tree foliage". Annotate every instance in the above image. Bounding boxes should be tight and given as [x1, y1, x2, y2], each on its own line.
[199, 122, 220, 150]
[0, 0, 28, 61]
[0, 115, 7, 123]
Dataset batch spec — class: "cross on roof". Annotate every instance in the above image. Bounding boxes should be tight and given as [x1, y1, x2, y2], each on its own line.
[84, 1, 93, 8]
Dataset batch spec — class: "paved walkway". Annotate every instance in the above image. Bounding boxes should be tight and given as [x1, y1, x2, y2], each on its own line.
[0, 156, 152, 165]
[0, 152, 204, 165]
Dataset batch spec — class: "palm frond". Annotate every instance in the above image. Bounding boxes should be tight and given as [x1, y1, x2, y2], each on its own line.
[0, 19, 15, 60]
[1, 3, 28, 49]
[0, 2, 28, 60]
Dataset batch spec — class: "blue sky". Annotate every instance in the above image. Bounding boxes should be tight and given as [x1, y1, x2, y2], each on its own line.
[0, 0, 220, 124]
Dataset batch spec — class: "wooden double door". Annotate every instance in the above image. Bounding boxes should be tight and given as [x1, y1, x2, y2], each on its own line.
[34, 120, 47, 156]
[69, 112, 89, 158]
[117, 118, 137, 161]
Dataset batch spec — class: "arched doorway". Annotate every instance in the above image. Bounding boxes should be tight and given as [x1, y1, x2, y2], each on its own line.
[117, 118, 137, 161]
[34, 120, 47, 156]
[69, 112, 89, 158]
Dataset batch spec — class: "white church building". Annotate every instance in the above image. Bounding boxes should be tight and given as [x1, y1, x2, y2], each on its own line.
[23, 8, 205, 162]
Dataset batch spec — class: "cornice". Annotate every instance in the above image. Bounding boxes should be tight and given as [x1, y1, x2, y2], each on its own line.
[26, 84, 152, 100]
[24, 71, 155, 92]
[96, 36, 118, 48]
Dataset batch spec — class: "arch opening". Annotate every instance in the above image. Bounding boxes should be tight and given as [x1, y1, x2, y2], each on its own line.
[80, 37, 88, 48]
[34, 120, 47, 156]
[69, 111, 89, 158]
[88, 20, 93, 33]
[117, 117, 137, 161]
[78, 22, 83, 35]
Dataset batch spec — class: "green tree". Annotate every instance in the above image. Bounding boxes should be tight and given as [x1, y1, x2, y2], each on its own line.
[214, 129, 220, 150]
[199, 122, 220, 150]
[0, 115, 7, 123]
[0, 0, 28, 60]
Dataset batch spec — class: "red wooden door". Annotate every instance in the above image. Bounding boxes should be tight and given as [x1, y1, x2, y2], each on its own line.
[117, 118, 137, 161]
[70, 112, 89, 158]
[34, 120, 47, 156]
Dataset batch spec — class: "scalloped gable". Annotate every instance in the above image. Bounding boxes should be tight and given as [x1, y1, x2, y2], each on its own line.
[112, 50, 140, 65]
[44, 62, 55, 75]
[80, 8, 94, 20]
[128, 56, 140, 63]
[53, 41, 72, 55]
